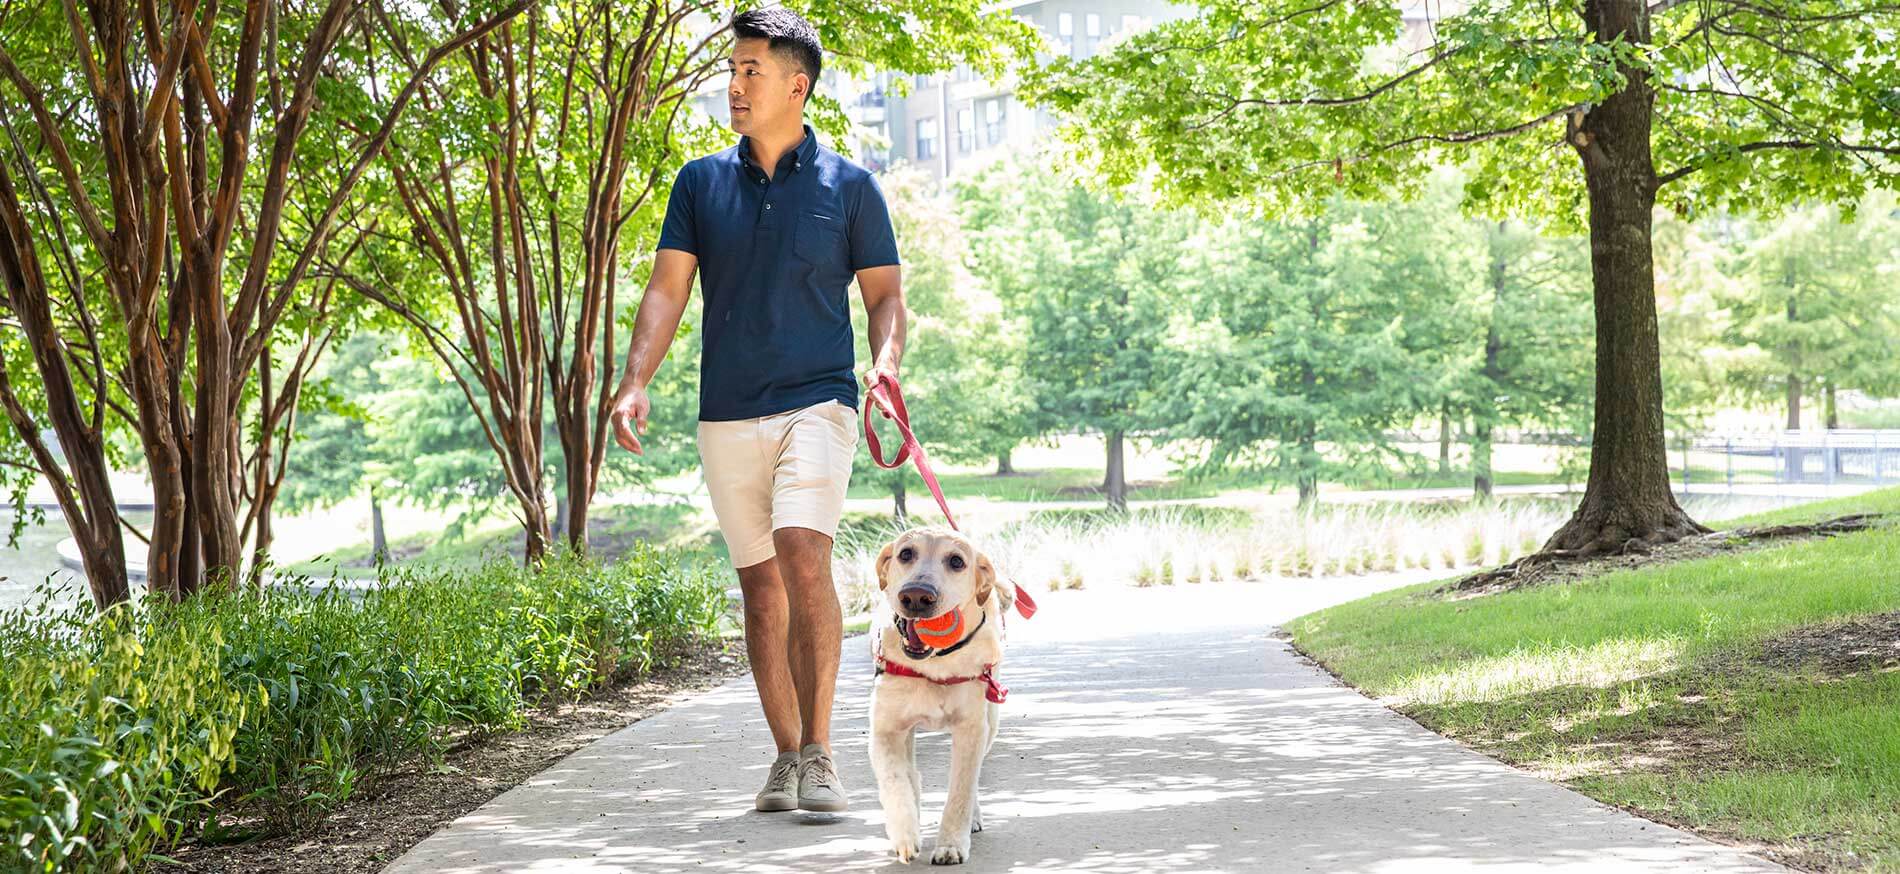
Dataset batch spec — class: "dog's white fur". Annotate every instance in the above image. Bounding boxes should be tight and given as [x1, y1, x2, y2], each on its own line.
[868, 527, 1015, 865]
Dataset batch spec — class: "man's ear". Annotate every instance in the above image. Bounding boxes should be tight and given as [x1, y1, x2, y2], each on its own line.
[975, 552, 996, 606]
[876, 541, 897, 590]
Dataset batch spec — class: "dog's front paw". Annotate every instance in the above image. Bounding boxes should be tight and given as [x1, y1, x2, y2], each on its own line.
[891, 830, 922, 864]
[931, 842, 969, 865]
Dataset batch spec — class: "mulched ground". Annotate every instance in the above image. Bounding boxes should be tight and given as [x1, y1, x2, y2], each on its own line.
[1440, 513, 1888, 599]
[1758, 610, 1900, 677]
[167, 640, 750, 873]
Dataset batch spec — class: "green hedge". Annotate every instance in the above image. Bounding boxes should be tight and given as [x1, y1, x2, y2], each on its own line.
[0, 546, 725, 872]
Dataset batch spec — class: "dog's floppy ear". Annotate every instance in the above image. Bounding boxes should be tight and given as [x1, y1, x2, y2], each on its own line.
[975, 551, 996, 606]
[876, 540, 897, 590]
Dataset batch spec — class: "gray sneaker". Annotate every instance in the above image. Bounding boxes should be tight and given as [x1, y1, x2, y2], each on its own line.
[756, 750, 800, 812]
[798, 743, 848, 812]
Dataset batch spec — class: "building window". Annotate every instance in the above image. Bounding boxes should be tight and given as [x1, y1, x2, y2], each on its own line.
[956, 108, 974, 153]
[983, 99, 1005, 146]
[913, 73, 930, 90]
[916, 117, 938, 160]
[1057, 12, 1073, 37]
[1085, 13, 1100, 36]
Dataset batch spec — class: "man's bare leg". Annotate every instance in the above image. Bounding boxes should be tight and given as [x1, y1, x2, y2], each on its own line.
[736, 560, 802, 755]
[773, 526, 842, 751]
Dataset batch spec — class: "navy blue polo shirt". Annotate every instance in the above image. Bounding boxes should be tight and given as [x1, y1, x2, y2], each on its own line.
[657, 125, 901, 421]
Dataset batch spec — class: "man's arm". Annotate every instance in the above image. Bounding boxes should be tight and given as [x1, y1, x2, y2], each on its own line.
[611, 248, 698, 454]
[858, 265, 906, 388]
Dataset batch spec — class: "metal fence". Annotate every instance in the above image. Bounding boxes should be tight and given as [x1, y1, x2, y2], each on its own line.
[1682, 430, 1900, 493]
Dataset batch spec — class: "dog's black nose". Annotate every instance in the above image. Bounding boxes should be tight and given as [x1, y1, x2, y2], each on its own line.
[898, 584, 939, 616]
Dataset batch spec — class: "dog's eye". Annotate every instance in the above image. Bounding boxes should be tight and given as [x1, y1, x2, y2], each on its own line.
[897, 547, 915, 563]
[946, 554, 966, 571]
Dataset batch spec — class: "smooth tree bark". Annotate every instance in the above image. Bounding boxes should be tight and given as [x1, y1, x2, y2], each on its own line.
[0, 167, 130, 605]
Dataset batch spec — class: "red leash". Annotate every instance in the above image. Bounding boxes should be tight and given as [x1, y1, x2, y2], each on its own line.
[862, 373, 1037, 620]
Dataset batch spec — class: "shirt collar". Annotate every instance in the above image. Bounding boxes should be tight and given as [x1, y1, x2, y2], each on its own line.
[738, 124, 820, 180]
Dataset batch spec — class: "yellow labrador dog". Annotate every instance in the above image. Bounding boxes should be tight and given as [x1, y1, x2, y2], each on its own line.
[869, 527, 1019, 865]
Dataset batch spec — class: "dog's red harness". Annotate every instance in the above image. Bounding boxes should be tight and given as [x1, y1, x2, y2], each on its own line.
[864, 373, 1036, 702]
[876, 653, 1009, 704]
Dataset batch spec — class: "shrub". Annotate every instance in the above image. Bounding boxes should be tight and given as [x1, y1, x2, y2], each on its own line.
[0, 546, 723, 871]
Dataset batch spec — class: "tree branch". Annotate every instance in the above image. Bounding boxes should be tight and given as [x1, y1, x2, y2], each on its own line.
[1658, 140, 1900, 187]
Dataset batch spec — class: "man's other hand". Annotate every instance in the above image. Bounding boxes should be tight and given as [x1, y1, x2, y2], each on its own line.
[611, 382, 651, 455]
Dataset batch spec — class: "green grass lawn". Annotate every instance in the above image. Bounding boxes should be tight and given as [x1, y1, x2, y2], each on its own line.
[1286, 487, 1900, 871]
[287, 502, 712, 578]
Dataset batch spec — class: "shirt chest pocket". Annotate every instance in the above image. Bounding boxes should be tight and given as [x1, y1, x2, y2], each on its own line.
[793, 212, 846, 269]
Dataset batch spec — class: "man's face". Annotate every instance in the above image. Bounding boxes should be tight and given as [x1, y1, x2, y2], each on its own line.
[727, 37, 806, 136]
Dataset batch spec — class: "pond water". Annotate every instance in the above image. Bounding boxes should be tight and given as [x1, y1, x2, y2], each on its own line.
[0, 510, 154, 612]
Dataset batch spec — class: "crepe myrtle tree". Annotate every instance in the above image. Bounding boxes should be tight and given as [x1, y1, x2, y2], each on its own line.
[0, 0, 529, 605]
[1025, 0, 1900, 557]
[338, 0, 1038, 559]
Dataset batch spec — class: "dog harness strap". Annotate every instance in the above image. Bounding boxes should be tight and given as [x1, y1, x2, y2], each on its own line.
[875, 654, 1007, 704]
[981, 666, 1008, 704]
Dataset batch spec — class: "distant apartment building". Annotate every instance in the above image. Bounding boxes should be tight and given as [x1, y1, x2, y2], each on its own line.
[842, 0, 1193, 181]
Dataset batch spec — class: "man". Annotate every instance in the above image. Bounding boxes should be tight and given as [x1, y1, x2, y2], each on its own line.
[609, 7, 905, 814]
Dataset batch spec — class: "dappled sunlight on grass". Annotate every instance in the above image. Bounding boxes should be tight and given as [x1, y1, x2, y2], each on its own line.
[1392, 635, 1688, 707]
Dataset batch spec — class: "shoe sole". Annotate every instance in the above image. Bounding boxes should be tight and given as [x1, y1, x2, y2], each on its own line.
[756, 795, 798, 812]
[798, 795, 848, 812]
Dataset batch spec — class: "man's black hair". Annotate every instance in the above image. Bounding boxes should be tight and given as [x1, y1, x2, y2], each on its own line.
[732, 7, 823, 101]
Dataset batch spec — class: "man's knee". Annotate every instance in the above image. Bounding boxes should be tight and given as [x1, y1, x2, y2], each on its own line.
[773, 526, 833, 559]
[772, 527, 836, 589]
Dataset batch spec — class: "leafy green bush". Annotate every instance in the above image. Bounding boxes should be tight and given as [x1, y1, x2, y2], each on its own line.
[0, 546, 723, 872]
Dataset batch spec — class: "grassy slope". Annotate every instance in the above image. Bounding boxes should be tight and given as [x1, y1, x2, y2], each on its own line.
[1287, 487, 1900, 871]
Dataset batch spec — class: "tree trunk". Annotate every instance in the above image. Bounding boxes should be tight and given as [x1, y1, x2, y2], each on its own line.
[996, 448, 1015, 475]
[1296, 359, 1319, 509]
[1105, 429, 1128, 512]
[520, 491, 552, 563]
[1825, 380, 1838, 430]
[1545, 0, 1709, 555]
[1475, 223, 1506, 501]
[562, 450, 590, 555]
[1438, 406, 1453, 475]
[892, 476, 908, 522]
[0, 170, 131, 607]
[1786, 372, 1801, 430]
[1473, 422, 1495, 501]
[370, 487, 389, 563]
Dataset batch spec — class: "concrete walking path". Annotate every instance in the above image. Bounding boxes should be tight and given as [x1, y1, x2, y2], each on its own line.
[385, 573, 1784, 873]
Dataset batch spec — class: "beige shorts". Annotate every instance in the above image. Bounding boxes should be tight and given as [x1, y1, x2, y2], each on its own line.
[698, 399, 858, 569]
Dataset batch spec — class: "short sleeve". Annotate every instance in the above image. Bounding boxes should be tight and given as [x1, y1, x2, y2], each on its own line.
[848, 173, 901, 270]
[656, 165, 697, 255]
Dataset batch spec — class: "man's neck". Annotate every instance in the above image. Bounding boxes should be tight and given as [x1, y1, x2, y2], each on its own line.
[746, 121, 807, 180]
